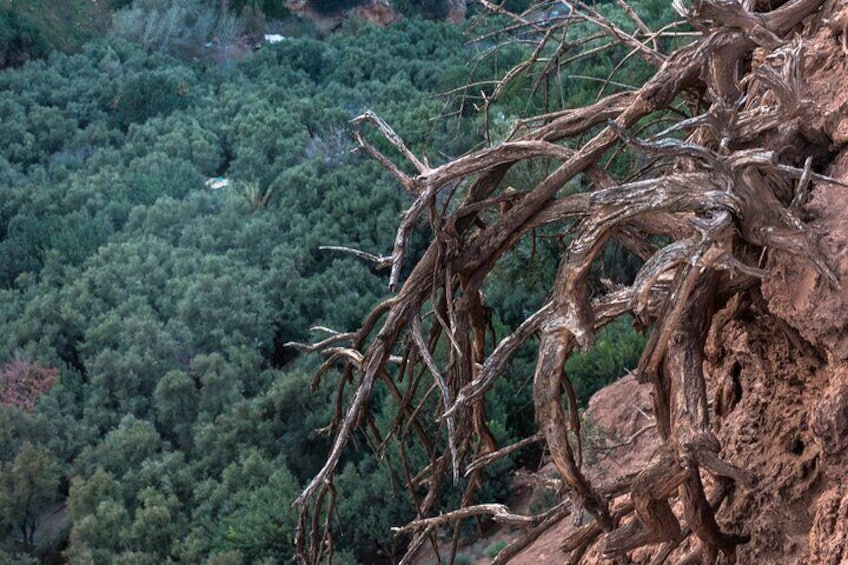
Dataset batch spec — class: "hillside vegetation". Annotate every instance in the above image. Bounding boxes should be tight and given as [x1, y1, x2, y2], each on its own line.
[0, 0, 112, 68]
[0, 1, 664, 562]
[0, 0, 529, 70]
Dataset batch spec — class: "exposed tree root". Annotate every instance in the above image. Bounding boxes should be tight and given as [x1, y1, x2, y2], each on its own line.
[290, 0, 844, 562]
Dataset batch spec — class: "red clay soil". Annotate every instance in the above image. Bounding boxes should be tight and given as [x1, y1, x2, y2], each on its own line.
[286, 0, 463, 27]
[513, 222, 848, 564]
[509, 374, 663, 564]
[286, 0, 401, 31]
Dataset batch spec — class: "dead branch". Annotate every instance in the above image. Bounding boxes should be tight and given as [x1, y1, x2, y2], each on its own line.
[574, 1, 666, 66]
[292, 0, 835, 563]
[594, 423, 657, 453]
[490, 502, 573, 565]
[410, 314, 460, 482]
[318, 246, 393, 270]
[391, 502, 567, 534]
[464, 431, 545, 478]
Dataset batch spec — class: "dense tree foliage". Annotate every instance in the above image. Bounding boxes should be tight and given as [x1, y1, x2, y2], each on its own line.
[0, 2, 653, 562]
[0, 1, 112, 68]
[394, 0, 450, 20]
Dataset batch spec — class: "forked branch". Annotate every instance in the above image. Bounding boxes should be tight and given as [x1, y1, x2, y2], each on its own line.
[293, 0, 834, 563]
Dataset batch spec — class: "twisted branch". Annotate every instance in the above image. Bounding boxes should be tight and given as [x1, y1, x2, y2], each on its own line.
[292, 1, 835, 563]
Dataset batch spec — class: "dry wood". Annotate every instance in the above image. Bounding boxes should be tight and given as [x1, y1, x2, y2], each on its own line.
[392, 502, 569, 534]
[292, 0, 836, 563]
[318, 245, 393, 270]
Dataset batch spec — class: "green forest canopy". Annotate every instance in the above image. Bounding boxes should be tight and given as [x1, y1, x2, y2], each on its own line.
[0, 1, 665, 562]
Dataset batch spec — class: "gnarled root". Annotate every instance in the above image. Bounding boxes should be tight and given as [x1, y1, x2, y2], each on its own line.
[291, 0, 841, 563]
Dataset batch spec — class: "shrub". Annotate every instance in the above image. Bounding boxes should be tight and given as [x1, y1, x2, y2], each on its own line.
[564, 316, 647, 406]
[485, 540, 509, 559]
[309, 0, 367, 15]
[115, 71, 193, 127]
[110, 0, 225, 56]
[0, 9, 48, 68]
[394, 0, 449, 20]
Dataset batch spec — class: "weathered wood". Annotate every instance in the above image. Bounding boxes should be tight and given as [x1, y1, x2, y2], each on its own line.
[534, 330, 612, 529]
[292, 0, 831, 562]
